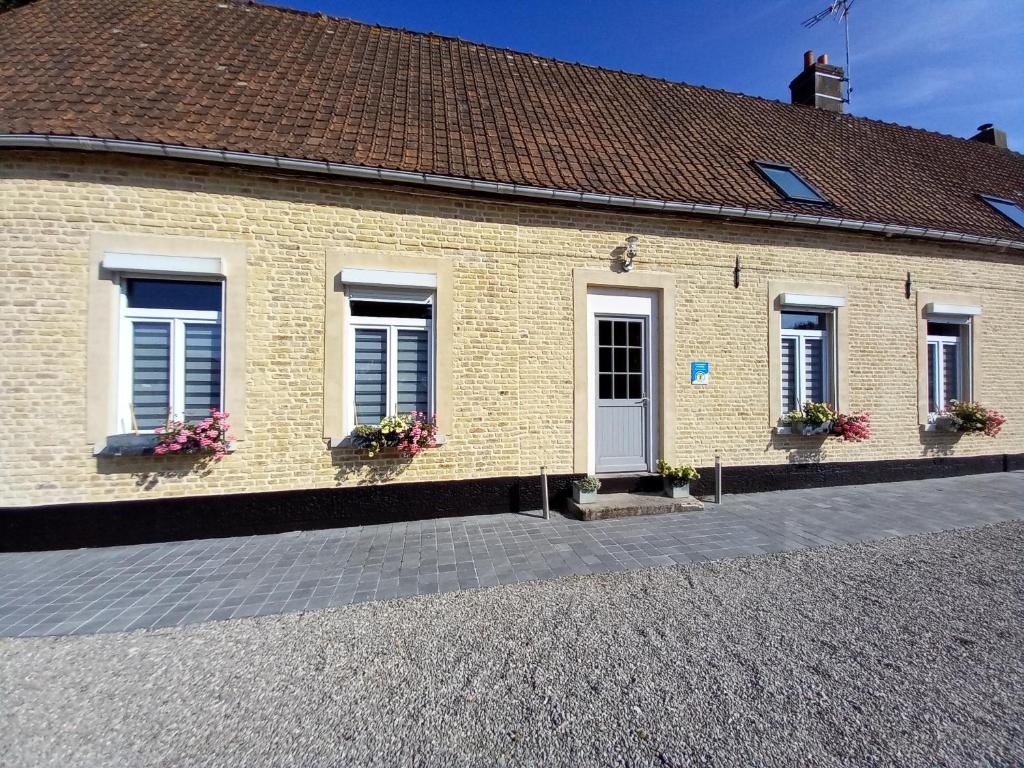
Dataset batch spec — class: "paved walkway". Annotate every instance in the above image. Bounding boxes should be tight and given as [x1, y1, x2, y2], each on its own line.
[1, 473, 1021, 638]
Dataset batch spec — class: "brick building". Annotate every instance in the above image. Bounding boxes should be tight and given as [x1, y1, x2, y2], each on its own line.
[1, 0, 1022, 548]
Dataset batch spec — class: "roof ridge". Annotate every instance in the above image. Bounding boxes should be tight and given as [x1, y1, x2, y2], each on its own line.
[237, 0, 1016, 153]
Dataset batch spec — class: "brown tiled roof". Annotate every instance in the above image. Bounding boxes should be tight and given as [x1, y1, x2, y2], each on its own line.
[2, 0, 1023, 243]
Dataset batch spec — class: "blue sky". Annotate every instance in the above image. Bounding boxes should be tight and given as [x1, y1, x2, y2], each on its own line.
[268, 0, 1023, 151]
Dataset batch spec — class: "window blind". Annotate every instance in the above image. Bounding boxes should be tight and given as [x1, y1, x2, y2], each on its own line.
[131, 322, 171, 430]
[354, 328, 387, 425]
[396, 329, 429, 415]
[183, 323, 222, 420]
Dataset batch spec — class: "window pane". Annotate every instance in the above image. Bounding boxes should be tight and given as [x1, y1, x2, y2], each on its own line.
[131, 321, 171, 431]
[781, 337, 798, 414]
[804, 337, 825, 404]
[396, 329, 429, 416]
[782, 312, 826, 330]
[927, 342, 938, 413]
[126, 279, 221, 312]
[942, 342, 960, 406]
[757, 164, 827, 203]
[354, 328, 387, 425]
[927, 321, 961, 337]
[350, 301, 431, 319]
[183, 323, 222, 421]
[982, 196, 1024, 229]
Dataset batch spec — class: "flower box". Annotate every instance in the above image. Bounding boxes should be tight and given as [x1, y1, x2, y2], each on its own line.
[572, 476, 601, 504]
[663, 481, 690, 499]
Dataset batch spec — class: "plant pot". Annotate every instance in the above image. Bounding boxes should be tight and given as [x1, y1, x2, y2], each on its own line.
[786, 420, 806, 435]
[933, 416, 960, 433]
[572, 484, 599, 504]
[663, 480, 690, 498]
[807, 421, 834, 435]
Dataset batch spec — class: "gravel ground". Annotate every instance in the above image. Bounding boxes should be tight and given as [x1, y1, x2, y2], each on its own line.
[2, 521, 1022, 768]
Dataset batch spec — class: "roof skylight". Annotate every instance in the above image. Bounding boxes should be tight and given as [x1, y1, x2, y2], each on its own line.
[980, 195, 1024, 229]
[753, 162, 829, 204]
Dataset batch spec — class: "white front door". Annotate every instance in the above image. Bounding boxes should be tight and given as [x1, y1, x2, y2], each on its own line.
[587, 289, 658, 475]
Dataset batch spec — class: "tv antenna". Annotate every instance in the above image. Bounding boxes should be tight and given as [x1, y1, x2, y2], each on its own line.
[802, 0, 854, 105]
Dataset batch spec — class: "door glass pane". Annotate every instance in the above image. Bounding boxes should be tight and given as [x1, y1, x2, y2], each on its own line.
[598, 347, 612, 374]
[131, 321, 171, 431]
[942, 341, 960, 406]
[627, 322, 642, 346]
[614, 374, 627, 399]
[628, 374, 642, 399]
[396, 329, 429, 416]
[614, 322, 627, 345]
[598, 320, 612, 345]
[804, 337, 825, 404]
[354, 328, 387, 425]
[781, 337, 797, 413]
[183, 323, 222, 421]
[598, 374, 612, 399]
[628, 347, 642, 372]
[613, 348, 627, 373]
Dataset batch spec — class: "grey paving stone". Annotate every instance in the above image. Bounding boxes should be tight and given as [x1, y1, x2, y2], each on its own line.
[2, 473, 1022, 638]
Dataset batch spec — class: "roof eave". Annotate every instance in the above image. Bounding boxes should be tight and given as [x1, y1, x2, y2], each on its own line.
[2, 133, 1022, 252]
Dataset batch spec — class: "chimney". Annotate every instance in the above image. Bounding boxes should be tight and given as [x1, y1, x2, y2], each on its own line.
[789, 50, 845, 113]
[970, 123, 1008, 149]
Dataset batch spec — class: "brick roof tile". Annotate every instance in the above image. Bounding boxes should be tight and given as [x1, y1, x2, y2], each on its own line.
[1, 0, 1023, 241]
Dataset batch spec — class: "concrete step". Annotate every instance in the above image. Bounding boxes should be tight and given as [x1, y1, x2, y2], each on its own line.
[567, 491, 703, 521]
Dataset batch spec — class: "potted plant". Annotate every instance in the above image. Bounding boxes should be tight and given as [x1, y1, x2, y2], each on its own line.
[153, 409, 234, 461]
[935, 400, 1006, 437]
[656, 459, 699, 498]
[783, 408, 807, 434]
[351, 412, 439, 457]
[572, 475, 601, 504]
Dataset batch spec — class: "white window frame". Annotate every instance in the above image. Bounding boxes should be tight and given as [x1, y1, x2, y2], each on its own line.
[780, 312, 833, 412]
[344, 291, 436, 432]
[926, 314, 972, 416]
[117, 277, 225, 432]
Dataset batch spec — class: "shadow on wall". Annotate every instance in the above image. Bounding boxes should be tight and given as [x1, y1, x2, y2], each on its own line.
[766, 432, 829, 464]
[330, 447, 412, 485]
[95, 454, 218, 490]
[919, 429, 963, 457]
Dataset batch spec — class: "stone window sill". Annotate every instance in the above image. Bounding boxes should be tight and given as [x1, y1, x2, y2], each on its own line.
[329, 434, 448, 449]
[97, 434, 237, 456]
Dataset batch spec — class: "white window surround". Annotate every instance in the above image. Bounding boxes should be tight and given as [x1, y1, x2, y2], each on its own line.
[345, 297, 435, 432]
[916, 290, 981, 428]
[780, 322, 831, 413]
[87, 233, 247, 454]
[779, 293, 845, 309]
[324, 249, 454, 449]
[117, 285, 224, 433]
[767, 280, 849, 428]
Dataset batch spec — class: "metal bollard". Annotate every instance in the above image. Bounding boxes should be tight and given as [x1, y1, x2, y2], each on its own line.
[540, 465, 550, 520]
[714, 454, 723, 504]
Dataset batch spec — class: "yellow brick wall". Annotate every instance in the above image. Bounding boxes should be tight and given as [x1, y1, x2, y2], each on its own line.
[1, 150, 1022, 506]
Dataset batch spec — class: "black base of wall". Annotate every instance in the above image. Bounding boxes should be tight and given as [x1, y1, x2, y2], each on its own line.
[0, 474, 580, 552]
[690, 452, 1024, 497]
[2, 453, 1021, 551]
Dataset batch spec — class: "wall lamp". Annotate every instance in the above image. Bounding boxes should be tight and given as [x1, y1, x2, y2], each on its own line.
[622, 235, 639, 272]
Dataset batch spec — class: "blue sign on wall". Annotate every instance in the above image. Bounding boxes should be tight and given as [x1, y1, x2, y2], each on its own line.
[691, 361, 710, 385]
